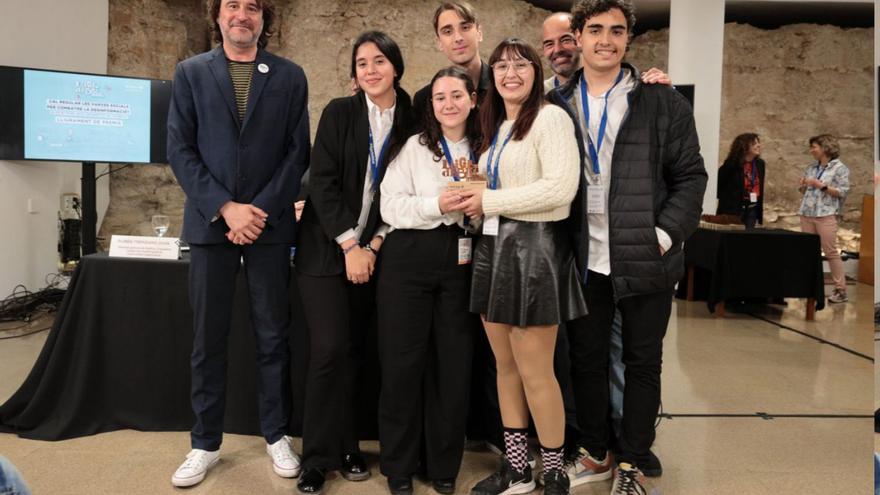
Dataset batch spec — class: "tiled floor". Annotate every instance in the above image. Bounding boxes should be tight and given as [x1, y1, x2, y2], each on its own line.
[0, 283, 874, 494]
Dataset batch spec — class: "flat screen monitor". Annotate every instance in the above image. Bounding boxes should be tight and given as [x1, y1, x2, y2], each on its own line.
[0, 66, 171, 164]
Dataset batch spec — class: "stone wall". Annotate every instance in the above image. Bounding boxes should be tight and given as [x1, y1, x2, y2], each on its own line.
[719, 23, 873, 251]
[100, 0, 550, 242]
[101, 3, 874, 254]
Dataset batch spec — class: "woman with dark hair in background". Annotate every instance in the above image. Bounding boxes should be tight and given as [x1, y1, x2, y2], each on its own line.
[717, 133, 765, 229]
[376, 65, 481, 495]
[293, 30, 415, 494]
[451, 38, 585, 495]
[797, 133, 851, 303]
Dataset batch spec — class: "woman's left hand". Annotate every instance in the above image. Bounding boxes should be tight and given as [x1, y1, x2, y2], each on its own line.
[451, 187, 484, 219]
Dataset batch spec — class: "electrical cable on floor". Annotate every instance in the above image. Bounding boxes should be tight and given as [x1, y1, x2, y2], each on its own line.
[0, 273, 67, 325]
[0, 325, 52, 340]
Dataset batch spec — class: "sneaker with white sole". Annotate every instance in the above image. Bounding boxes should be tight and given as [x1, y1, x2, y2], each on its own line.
[610, 463, 647, 495]
[470, 457, 536, 495]
[171, 448, 220, 487]
[828, 288, 848, 303]
[267, 435, 302, 478]
[565, 447, 613, 486]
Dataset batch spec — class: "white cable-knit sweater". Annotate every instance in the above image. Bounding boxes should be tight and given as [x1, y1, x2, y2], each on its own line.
[480, 104, 580, 222]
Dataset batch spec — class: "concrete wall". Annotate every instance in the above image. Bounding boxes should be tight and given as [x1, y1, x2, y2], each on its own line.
[0, 0, 109, 296]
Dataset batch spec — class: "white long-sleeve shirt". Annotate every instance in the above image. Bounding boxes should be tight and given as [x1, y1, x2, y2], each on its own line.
[380, 133, 473, 231]
[335, 95, 392, 244]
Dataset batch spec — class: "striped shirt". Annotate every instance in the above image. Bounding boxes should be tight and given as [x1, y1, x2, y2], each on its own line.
[227, 60, 254, 122]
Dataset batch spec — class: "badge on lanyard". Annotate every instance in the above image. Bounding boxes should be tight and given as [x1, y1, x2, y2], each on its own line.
[458, 236, 472, 265]
[483, 216, 500, 236]
[587, 185, 605, 214]
[749, 192, 758, 203]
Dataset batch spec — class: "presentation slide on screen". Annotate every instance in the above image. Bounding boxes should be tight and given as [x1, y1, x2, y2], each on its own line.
[24, 70, 151, 163]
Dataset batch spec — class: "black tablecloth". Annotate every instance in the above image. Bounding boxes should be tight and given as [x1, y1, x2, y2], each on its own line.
[677, 228, 826, 311]
[0, 253, 387, 441]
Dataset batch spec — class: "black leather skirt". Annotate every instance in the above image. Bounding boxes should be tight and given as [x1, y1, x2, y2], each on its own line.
[469, 217, 587, 327]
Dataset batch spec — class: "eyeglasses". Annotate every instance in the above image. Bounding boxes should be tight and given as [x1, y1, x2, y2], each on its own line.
[491, 60, 533, 75]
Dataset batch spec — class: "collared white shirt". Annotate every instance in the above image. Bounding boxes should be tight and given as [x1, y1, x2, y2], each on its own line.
[572, 68, 671, 275]
[380, 134, 473, 231]
[334, 94, 394, 244]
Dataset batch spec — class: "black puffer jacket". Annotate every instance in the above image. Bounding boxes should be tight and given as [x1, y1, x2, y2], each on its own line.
[547, 64, 708, 300]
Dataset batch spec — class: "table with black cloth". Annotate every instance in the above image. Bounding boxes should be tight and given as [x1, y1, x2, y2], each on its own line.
[0, 253, 492, 442]
[677, 228, 826, 319]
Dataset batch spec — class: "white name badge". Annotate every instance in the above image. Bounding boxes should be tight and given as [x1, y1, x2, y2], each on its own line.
[483, 216, 500, 236]
[749, 192, 758, 203]
[109, 235, 180, 260]
[587, 185, 606, 214]
[458, 237, 472, 265]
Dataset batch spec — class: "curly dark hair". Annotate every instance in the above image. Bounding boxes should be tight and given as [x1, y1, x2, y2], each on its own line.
[210, 0, 277, 50]
[571, 0, 636, 44]
[724, 133, 760, 166]
[419, 66, 482, 161]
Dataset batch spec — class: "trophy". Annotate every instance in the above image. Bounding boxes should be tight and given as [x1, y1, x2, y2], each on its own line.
[443, 155, 487, 191]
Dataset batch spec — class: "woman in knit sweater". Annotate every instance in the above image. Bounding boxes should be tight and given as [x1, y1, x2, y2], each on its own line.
[452, 38, 586, 495]
[376, 65, 481, 495]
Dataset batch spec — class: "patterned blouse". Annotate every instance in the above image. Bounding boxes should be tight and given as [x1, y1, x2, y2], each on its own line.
[798, 159, 850, 217]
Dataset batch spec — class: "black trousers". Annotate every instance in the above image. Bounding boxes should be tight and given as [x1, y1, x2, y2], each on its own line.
[376, 227, 474, 479]
[189, 243, 291, 451]
[297, 270, 373, 470]
[567, 271, 672, 467]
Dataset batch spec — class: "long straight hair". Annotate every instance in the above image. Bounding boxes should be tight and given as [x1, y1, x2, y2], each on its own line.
[476, 38, 545, 155]
[419, 66, 482, 160]
[349, 31, 413, 167]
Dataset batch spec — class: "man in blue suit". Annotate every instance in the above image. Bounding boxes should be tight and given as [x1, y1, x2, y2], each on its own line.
[166, 0, 309, 487]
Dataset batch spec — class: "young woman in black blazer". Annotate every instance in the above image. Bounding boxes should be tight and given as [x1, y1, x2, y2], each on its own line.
[293, 30, 415, 495]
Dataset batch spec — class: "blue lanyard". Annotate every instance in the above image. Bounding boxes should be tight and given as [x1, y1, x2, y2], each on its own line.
[747, 160, 757, 189]
[815, 163, 829, 182]
[368, 125, 392, 192]
[553, 76, 560, 89]
[580, 69, 625, 175]
[486, 127, 514, 190]
[439, 136, 477, 182]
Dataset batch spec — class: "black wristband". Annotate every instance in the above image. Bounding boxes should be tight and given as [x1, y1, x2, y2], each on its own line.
[821, 185, 829, 192]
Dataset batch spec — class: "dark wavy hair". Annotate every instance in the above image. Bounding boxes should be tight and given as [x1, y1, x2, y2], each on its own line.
[210, 0, 276, 50]
[419, 66, 481, 161]
[571, 0, 636, 47]
[476, 38, 545, 155]
[724, 133, 760, 166]
[350, 31, 405, 89]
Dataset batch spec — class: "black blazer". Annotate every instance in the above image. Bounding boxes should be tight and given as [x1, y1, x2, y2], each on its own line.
[295, 87, 415, 276]
[167, 46, 310, 244]
[716, 157, 765, 224]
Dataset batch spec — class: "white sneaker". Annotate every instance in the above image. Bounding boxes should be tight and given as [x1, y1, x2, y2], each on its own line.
[171, 449, 220, 487]
[267, 435, 301, 478]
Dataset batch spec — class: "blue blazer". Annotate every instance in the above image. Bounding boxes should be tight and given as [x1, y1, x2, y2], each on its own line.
[167, 46, 310, 245]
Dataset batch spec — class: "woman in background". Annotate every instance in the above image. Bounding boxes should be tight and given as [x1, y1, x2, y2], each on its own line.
[717, 133, 765, 229]
[797, 133, 850, 304]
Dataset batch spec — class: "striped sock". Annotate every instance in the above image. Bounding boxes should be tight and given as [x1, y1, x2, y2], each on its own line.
[541, 444, 565, 473]
[503, 427, 529, 473]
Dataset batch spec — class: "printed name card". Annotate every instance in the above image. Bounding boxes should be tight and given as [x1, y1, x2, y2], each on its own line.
[109, 235, 180, 260]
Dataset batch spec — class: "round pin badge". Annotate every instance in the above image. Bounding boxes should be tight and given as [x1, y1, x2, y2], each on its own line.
[258, 63, 269, 74]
